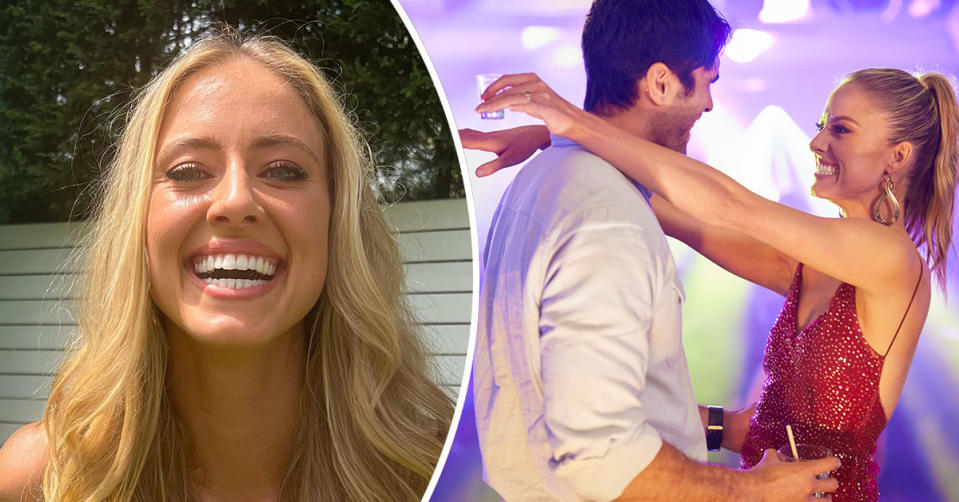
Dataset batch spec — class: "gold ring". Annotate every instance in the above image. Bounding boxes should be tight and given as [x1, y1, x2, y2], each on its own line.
[524, 91, 532, 102]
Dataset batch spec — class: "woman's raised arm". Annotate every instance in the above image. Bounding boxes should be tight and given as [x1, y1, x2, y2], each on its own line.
[477, 73, 919, 297]
[461, 117, 797, 294]
[651, 195, 796, 295]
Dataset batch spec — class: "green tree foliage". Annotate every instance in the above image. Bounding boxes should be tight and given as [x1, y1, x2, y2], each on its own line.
[0, 0, 461, 223]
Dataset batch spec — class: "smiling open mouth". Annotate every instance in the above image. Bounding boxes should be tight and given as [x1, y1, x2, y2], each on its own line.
[816, 159, 839, 176]
[192, 254, 278, 289]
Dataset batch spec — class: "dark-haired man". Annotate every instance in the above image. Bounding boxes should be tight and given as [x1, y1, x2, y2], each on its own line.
[471, 0, 839, 500]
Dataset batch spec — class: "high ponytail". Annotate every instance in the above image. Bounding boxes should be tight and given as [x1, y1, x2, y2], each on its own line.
[919, 73, 959, 290]
[847, 69, 959, 289]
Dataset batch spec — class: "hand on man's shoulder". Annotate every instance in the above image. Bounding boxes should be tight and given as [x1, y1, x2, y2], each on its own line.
[0, 422, 47, 502]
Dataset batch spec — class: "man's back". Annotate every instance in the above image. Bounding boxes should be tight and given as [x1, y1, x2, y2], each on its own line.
[474, 139, 706, 501]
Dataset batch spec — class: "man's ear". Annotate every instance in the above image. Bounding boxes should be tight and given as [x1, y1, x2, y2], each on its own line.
[637, 62, 678, 107]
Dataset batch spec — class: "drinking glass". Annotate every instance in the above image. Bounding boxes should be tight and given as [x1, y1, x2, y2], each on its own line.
[475, 73, 504, 119]
[777, 443, 834, 498]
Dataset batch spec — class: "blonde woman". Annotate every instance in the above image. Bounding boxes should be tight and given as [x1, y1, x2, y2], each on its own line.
[467, 67, 957, 500]
[0, 30, 453, 501]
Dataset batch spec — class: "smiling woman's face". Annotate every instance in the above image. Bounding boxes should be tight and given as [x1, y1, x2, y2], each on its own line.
[808, 83, 894, 216]
[147, 57, 331, 346]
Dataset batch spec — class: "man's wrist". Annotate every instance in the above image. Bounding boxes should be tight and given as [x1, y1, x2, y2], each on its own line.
[720, 408, 737, 451]
[698, 404, 709, 428]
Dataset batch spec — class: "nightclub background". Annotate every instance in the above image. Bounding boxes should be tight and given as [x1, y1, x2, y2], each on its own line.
[396, 0, 959, 500]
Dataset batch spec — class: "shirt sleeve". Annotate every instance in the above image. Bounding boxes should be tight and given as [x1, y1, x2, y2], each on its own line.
[539, 210, 666, 501]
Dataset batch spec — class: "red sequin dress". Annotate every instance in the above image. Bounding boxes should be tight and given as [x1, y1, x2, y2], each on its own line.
[740, 263, 897, 501]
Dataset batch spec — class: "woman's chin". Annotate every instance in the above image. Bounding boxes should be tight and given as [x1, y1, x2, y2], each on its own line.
[170, 315, 302, 349]
[810, 182, 836, 201]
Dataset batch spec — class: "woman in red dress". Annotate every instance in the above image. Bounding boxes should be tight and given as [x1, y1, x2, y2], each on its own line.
[465, 67, 958, 501]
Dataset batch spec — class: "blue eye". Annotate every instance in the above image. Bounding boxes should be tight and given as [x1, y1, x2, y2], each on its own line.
[262, 161, 308, 181]
[166, 163, 211, 182]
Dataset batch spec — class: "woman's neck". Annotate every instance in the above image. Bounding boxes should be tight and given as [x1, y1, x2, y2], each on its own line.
[165, 322, 307, 501]
[838, 200, 908, 233]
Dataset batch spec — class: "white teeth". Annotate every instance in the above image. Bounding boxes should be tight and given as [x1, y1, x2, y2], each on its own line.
[193, 253, 279, 276]
[201, 277, 267, 289]
[816, 160, 838, 176]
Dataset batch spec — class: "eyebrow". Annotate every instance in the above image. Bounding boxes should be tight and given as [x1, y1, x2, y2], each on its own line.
[829, 115, 861, 126]
[251, 134, 323, 164]
[155, 134, 323, 167]
[155, 137, 221, 168]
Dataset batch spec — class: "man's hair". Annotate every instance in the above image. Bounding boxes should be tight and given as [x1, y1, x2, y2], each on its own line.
[582, 0, 731, 113]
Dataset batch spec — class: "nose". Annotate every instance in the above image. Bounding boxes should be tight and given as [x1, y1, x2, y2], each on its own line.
[809, 129, 827, 156]
[207, 163, 263, 227]
[704, 88, 714, 113]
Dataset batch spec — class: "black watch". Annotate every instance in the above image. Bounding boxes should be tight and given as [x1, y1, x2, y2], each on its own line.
[706, 406, 723, 451]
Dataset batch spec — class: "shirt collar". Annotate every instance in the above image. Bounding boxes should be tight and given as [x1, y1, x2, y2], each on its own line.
[548, 133, 653, 201]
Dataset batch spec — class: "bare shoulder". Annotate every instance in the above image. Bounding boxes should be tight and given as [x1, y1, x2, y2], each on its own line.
[0, 422, 47, 502]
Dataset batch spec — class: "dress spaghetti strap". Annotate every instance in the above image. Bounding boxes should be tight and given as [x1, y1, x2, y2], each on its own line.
[883, 253, 924, 357]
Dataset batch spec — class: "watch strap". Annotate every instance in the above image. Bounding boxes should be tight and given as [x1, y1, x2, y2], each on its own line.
[706, 405, 723, 451]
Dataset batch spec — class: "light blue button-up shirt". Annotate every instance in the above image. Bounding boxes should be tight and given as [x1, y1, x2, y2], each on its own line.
[473, 137, 706, 501]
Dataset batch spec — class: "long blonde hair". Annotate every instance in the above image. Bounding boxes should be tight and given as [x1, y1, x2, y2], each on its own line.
[844, 69, 959, 289]
[44, 29, 453, 501]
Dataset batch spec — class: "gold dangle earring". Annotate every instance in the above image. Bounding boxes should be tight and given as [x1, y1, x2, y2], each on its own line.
[872, 176, 901, 225]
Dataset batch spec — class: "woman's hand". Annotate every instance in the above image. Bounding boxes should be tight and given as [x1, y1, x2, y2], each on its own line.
[459, 125, 551, 177]
[722, 402, 756, 453]
[475, 73, 593, 139]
